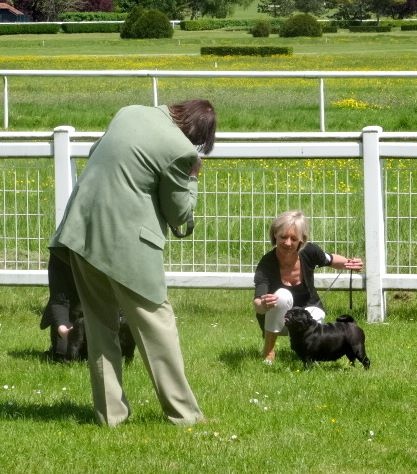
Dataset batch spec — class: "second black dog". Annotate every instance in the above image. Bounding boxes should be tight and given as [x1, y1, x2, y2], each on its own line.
[284, 307, 370, 369]
[67, 313, 136, 364]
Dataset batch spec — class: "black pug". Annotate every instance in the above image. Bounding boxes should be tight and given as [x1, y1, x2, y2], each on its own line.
[66, 313, 136, 364]
[284, 307, 370, 369]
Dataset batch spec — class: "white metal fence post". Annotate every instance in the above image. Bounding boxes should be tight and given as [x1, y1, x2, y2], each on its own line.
[152, 76, 158, 106]
[53, 126, 76, 228]
[319, 78, 325, 132]
[3, 76, 8, 129]
[362, 125, 386, 322]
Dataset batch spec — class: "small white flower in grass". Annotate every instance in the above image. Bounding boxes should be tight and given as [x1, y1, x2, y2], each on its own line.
[229, 434, 238, 441]
[3, 385, 9, 390]
[249, 398, 259, 404]
[62, 387, 67, 391]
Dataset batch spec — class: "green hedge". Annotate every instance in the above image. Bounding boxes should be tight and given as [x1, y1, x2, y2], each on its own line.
[200, 46, 293, 56]
[322, 25, 338, 33]
[181, 18, 282, 31]
[0, 23, 60, 35]
[349, 26, 391, 32]
[59, 12, 127, 21]
[61, 22, 121, 33]
[401, 24, 417, 31]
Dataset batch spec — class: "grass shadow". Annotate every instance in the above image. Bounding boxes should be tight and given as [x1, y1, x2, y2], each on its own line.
[8, 348, 48, 361]
[0, 400, 95, 424]
[218, 346, 261, 370]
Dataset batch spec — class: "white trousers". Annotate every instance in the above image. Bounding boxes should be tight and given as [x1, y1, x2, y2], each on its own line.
[264, 288, 325, 334]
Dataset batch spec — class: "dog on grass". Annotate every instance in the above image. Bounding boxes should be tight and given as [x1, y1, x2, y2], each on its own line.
[284, 307, 370, 369]
[66, 313, 136, 363]
[46, 312, 136, 364]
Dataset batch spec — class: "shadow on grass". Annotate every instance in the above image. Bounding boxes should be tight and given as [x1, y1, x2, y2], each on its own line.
[218, 346, 260, 370]
[0, 400, 95, 424]
[0, 400, 166, 426]
[8, 348, 58, 362]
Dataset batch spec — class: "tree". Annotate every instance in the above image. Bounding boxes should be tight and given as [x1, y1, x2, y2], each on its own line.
[14, 0, 85, 21]
[330, 0, 373, 24]
[81, 0, 113, 11]
[294, 0, 326, 15]
[257, 0, 296, 18]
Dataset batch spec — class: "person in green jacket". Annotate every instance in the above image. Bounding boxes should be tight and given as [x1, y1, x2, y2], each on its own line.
[50, 99, 216, 427]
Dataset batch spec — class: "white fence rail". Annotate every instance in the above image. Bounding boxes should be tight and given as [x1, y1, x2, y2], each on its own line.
[2, 126, 417, 323]
[2, 70, 417, 130]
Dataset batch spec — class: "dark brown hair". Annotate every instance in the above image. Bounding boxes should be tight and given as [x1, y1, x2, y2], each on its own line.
[168, 99, 216, 155]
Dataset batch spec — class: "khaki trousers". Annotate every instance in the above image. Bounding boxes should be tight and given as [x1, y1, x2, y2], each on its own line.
[69, 251, 203, 427]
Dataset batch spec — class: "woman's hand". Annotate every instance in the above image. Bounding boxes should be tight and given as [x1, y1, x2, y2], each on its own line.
[344, 258, 363, 271]
[254, 293, 278, 314]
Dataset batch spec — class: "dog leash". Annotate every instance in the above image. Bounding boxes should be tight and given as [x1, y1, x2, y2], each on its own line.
[323, 269, 354, 311]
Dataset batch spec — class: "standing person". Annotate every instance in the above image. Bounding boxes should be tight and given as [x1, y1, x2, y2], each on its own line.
[253, 210, 363, 365]
[50, 100, 216, 427]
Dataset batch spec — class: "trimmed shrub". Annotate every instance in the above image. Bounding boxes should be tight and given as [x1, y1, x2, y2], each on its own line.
[280, 13, 322, 37]
[131, 9, 173, 39]
[201, 46, 293, 56]
[251, 20, 271, 38]
[121, 7, 172, 39]
[120, 5, 144, 39]
[61, 22, 121, 34]
[180, 18, 283, 32]
[0, 23, 60, 35]
[402, 24, 417, 31]
[322, 25, 338, 33]
[59, 12, 127, 21]
[349, 26, 391, 33]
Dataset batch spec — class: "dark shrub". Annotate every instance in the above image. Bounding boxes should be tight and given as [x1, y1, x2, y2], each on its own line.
[251, 20, 271, 38]
[280, 13, 322, 37]
[120, 5, 144, 38]
[131, 9, 173, 39]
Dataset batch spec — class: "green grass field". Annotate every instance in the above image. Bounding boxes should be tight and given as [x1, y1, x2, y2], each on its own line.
[1, 28, 417, 473]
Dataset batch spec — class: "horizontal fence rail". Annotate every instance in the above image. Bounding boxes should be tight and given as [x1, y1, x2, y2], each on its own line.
[2, 70, 417, 130]
[2, 127, 417, 322]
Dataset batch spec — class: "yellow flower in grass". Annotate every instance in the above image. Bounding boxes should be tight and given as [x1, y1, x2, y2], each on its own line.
[331, 98, 384, 110]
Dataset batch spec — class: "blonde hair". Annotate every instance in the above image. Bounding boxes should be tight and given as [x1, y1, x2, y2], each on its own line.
[269, 210, 309, 247]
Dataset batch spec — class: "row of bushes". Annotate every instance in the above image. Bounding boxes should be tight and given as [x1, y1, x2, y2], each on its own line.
[57, 12, 417, 29]
[0, 22, 122, 35]
[201, 46, 293, 56]
[0, 23, 60, 35]
[59, 12, 127, 21]
[349, 26, 391, 32]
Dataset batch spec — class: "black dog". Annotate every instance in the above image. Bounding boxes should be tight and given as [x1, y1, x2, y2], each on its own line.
[66, 313, 136, 363]
[284, 307, 370, 369]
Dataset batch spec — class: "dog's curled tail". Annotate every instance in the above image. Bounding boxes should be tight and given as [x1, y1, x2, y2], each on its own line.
[335, 314, 355, 323]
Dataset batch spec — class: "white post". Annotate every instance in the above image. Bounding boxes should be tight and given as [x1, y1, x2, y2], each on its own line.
[362, 126, 385, 322]
[152, 76, 158, 106]
[319, 78, 325, 132]
[53, 126, 76, 228]
[3, 76, 8, 129]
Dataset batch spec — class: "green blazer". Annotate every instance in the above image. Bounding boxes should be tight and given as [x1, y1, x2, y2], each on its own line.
[50, 105, 199, 304]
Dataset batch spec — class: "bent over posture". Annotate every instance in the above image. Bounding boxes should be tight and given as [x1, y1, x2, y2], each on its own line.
[50, 100, 216, 427]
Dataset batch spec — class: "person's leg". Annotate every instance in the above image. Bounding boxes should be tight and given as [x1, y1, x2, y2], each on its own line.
[69, 252, 130, 427]
[112, 281, 203, 426]
[263, 288, 293, 363]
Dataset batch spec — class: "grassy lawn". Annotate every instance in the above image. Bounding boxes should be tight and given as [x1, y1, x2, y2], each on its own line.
[1, 28, 417, 473]
[1, 286, 417, 473]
